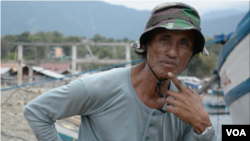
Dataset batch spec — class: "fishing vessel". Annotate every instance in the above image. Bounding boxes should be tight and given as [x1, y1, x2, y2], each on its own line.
[216, 11, 250, 124]
[56, 122, 78, 141]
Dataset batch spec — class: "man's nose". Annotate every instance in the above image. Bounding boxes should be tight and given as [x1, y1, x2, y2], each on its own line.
[165, 42, 178, 58]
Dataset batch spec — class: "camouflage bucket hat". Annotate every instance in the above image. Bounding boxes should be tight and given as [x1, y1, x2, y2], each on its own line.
[131, 2, 209, 56]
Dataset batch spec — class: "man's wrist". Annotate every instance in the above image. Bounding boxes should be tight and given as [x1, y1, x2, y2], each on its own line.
[200, 126, 213, 135]
[193, 122, 212, 134]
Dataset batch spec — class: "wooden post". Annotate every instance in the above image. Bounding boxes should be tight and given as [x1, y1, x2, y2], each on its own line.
[125, 44, 131, 67]
[18, 45, 23, 86]
[77, 64, 82, 74]
[71, 45, 77, 79]
[29, 65, 33, 84]
[112, 45, 117, 59]
[197, 74, 219, 95]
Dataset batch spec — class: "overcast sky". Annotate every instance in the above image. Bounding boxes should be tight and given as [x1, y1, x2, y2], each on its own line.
[102, 0, 249, 16]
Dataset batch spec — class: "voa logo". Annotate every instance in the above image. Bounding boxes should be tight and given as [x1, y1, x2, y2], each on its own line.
[226, 129, 246, 136]
[222, 125, 249, 140]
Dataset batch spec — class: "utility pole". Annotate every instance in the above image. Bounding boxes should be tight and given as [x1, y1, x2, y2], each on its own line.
[18, 45, 23, 86]
[29, 65, 33, 84]
[125, 45, 131, 67]
[71, 45, 77, 79]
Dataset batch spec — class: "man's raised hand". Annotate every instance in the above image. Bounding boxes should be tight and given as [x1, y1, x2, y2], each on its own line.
[165, 72, 211, 134]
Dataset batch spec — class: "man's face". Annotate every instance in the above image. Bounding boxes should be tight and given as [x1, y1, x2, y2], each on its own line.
[145, 28, 195, 80]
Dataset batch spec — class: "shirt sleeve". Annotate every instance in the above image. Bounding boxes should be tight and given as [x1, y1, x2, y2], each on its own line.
[182, 125, 219, 141]
[192, 126, 219, 141]
[23, 77, 90, 141]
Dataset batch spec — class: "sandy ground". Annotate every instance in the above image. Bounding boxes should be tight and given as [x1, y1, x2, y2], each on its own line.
[1, 87, 43, 141]
[1, 86, 82, 141]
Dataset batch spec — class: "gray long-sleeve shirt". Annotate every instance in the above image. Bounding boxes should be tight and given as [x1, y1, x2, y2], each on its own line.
[24, 67, 218, 141]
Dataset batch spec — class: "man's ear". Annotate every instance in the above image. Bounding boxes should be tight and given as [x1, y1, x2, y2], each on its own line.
[141, 44, 146, 51]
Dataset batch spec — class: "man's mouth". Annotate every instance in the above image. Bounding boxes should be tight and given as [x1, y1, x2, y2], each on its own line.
[162, 61, 177, 68]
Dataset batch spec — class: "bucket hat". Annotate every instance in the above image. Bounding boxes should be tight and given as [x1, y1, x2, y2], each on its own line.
[131, 2, 209, 56]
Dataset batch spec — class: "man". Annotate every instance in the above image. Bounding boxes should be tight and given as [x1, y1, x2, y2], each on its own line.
[24, 2, 218, 141]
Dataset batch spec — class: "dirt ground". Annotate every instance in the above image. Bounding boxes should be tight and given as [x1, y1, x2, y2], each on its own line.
[1, 86, 81, 141]
[1, 87, 43, 141]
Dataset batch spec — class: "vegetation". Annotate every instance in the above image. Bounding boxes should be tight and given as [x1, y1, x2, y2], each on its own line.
[1, 31, 223, 78]
[186, 37, 224, 78]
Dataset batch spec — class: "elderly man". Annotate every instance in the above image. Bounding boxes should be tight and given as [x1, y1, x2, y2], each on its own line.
[24, 2, 218, 141]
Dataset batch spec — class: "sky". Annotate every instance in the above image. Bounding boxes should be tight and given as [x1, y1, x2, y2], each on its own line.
[102, 0, 249, 16]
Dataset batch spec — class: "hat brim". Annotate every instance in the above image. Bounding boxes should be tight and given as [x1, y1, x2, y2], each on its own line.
[131, 21, 209, 56]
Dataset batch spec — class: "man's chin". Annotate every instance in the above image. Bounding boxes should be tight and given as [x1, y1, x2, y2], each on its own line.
[153, 66, 178, 79]
[158, 71, 176, 80]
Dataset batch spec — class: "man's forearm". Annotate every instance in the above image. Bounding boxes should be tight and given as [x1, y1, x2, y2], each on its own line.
[24, 102, 62, 141]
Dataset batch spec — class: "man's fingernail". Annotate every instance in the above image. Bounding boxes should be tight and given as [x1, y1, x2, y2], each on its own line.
[168, 72, 173, 77]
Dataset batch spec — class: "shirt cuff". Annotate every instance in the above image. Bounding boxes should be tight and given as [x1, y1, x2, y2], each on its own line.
[192, 126, 218, 141]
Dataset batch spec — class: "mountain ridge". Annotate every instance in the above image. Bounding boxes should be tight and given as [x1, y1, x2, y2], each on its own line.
[1, 1, 248, 39]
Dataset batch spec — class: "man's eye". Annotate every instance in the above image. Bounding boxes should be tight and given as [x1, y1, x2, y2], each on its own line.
[161, 37, 168, 42]
[180, 41, 188, 46]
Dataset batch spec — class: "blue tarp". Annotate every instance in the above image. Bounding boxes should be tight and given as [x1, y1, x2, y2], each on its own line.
[216, 11, 250, 71]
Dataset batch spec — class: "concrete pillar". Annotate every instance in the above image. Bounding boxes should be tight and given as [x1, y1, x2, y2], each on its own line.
[86, 64, 89, 72]
[18, 45, 23, 86]
[125, 44, 131, 67]
[71, 45, 77, 78]
[29, 65, 33, 84]
[77, 64, 82, 73]
[112, 46, 117, 59]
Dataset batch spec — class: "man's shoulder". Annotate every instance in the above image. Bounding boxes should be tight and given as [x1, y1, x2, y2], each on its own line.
[81, 67, 130, 81]
[78, 67, 131, 91]
[75, 67, 132, 109]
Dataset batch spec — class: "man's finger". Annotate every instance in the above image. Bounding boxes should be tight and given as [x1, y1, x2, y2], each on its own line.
[187, 85, 194, 92]
[166, 96, 182, 107]
[166, 105, 175, 113]
[166, 106, 181, 116]
[167, 72, 185, 92]
[187, 85, 200, 96]
[166, 97, 175, 106]
[166, 90, 180, 100]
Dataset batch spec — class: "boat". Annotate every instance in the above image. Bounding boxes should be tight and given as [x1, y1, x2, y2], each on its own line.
[56, 122, 78, 141]
[205, 101, 226, 109]
[216, 11, 250, 124]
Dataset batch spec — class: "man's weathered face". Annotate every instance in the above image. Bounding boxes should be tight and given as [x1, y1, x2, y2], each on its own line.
[145, 28, 195, 80]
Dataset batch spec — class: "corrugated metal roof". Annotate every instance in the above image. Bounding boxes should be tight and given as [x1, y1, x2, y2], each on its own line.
[1, 67, 11, 74]
[39, 63, 70, 73]
[1, 63, 26, 72]
[32, 66, 66, 79]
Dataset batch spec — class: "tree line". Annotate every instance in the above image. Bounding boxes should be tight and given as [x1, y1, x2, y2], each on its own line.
[1, 31, 223, 78]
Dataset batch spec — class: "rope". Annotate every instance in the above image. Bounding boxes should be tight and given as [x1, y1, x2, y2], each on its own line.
[145, 57, 167, 98]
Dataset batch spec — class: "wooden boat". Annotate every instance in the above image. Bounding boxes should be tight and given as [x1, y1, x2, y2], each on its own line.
[216, 11, 250, 124]
[56, 122, 78, 141]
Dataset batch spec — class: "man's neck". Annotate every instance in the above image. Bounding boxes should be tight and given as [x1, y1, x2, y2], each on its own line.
[131, 61, 170, 101]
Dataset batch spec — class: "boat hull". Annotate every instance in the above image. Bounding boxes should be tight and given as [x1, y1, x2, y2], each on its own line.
[219, 34, 250, 124]
[228, 92, 250, 124]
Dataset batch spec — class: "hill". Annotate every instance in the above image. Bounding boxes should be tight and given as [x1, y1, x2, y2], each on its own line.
[201, 13, 246, 37]
[1, 1, 248, 39]
[1, 1, 150, 40]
